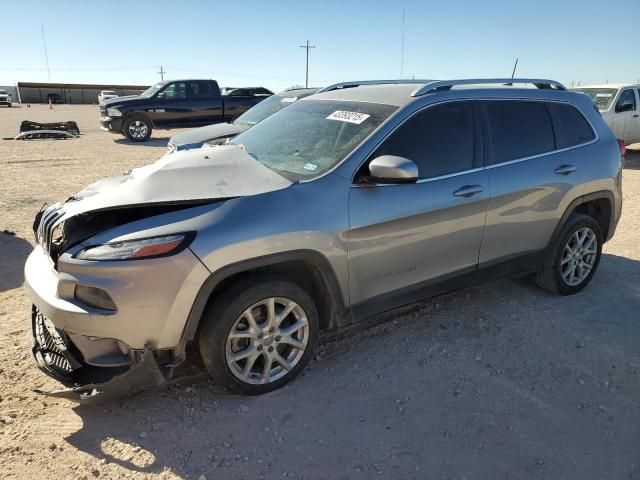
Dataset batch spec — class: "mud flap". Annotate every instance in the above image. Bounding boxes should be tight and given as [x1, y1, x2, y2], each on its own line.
[32, 349, 167, 405]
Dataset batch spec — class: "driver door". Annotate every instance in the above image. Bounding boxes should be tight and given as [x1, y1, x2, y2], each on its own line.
[347, 101, 490, 316]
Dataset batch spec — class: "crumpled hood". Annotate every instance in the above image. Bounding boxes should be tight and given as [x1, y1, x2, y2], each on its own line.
[62, 145, 291, 217]
[170, 122, 248, 147]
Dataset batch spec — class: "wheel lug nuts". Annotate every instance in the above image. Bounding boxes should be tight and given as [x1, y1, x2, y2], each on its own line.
[269, 328, 275, 333]
[258, 345, 263, 351]
[275, 335, 282, 342]
[258, 333, 264, 339]
[268, 346, 274, 352]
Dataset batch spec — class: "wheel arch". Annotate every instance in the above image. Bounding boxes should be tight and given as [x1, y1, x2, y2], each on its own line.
[180, 250, 348, 345]
[550, 191, 615, 250]
[123, 110, 155, 129]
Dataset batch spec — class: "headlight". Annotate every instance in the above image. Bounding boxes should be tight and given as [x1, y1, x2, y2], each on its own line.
[74, 233, 193, 261]
[167, 142, 177, 154]
[106, 107, 122, 117]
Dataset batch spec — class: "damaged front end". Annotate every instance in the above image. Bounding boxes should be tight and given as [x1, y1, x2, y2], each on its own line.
[31, 305, 172, 404]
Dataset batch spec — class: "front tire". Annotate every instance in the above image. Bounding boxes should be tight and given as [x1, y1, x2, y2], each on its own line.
[199, 277, 319, 395]
[535, 213, 602, 295]
[123, 115, 152, 142]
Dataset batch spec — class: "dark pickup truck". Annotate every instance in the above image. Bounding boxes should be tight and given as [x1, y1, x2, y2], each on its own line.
[99, 79, 271, 142]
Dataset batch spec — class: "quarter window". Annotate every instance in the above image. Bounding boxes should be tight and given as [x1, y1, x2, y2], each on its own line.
[550, 103, 595, 147]
[484, 101, 555, 165]
[373, 102, 475, 179]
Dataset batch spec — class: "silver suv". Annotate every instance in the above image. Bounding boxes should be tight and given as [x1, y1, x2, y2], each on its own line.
[25, 78, 623, 402]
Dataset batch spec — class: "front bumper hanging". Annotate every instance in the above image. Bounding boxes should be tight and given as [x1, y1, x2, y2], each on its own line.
[31, 306, 168, 405]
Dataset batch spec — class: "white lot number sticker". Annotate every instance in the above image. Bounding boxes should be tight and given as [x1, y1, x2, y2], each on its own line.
[327, 110, 370, 124]
[281, 97, 297, 103]
[596, 93, 612, 98]
[303, 163, 318, 171]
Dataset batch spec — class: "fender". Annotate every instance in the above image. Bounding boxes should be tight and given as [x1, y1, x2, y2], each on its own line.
[548, 190, 616, 249]
[123, 110, 155, 129]
[179, 249, 348, 345]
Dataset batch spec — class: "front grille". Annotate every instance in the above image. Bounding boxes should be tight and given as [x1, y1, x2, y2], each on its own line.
[36, 204, 65, 259]
[33, 308, 74, 376]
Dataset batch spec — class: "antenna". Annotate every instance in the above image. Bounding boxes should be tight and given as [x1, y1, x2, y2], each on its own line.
[511, 58, 519, 79]
[41, 26, 51, 82]
[400, 8, 405, 77]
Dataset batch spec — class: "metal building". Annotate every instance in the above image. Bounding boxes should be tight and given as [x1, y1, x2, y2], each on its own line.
[16, 82, 150, 104]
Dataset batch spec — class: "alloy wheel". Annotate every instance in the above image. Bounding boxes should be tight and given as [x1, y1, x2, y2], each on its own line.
[225, 297, 309, 385]
[128, 120, 148, 139]
[560, 227, 598, 286]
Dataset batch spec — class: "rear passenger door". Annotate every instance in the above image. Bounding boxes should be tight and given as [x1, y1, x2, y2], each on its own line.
[187, 80, 223, 126]
[348, 101, 490, 313]
[478, 100, 593, 276]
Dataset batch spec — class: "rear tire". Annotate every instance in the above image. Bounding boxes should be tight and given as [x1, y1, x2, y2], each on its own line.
[123, 115, 152, 142]
[535, 213, 602, 295]
[199, 276, 319, 395]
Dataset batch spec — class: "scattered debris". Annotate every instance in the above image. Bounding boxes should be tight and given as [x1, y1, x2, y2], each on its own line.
[11, 121, 80, 140]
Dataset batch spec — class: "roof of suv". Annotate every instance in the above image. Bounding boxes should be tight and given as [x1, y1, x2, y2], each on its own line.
[308, 78, 570, 107]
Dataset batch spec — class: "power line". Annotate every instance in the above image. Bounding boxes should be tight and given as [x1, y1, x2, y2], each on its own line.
[41, 26, 51, 82]
[298, 40, 315, 88]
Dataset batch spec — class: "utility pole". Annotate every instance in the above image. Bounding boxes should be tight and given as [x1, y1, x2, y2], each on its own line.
[511, 58, 519, 78]
[41, 26, 51, 82]
[298, 40, 315, 88]
[158, 66, 166, 82]
[400, 8, 405, 77]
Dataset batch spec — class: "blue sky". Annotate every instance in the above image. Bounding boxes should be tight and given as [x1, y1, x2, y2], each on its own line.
[1, 0, 638, 91]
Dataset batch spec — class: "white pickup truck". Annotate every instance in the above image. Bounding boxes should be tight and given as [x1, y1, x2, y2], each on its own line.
[573, 83, 640, 145]
[0, 89, 11, 107]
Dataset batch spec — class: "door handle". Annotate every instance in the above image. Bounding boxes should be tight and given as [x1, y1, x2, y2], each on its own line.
[554, 164, 577, 175]
[452, 185, 484, 197]
[633, 114, 639, 118]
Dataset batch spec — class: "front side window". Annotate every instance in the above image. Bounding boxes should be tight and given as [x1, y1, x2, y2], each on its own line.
[372, 102, 475, 179]
[160, 82, 187, 100]
[616, 89, 636, 113]
[229, 100, 397, 181]
[484, 101, 555, 165]
[551, 103, 595, 147]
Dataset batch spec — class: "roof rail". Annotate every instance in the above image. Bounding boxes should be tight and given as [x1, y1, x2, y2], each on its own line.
[411, 78, 566, 96]
[317, 79, 436, 93]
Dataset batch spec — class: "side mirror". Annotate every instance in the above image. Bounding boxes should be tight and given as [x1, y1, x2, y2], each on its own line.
[616, 102, 635, 113]
[366, 155, 418, 184]
[157, 92, 166, 100]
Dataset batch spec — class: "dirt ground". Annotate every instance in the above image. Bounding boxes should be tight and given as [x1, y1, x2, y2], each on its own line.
[0, 104, 639, 480]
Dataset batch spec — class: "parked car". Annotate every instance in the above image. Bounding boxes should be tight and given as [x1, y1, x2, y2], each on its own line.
[573, 83, 640, 145]
[99, 79, 271, 142]
[26, 78, 623, 402]
[167, 88, 319, 153]
[224, 87, 273, 97]
[0, 89, 11, 107]
[47, 93, 63, 104]
[98, 90, 119, 103]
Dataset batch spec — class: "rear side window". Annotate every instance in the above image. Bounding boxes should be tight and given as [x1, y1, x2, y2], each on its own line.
[550, 103, 595, 147]
[484, 101, 555, 165]
[374, 101, 475, 179]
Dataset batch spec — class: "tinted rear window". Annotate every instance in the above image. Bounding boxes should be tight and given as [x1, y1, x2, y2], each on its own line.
[484, 101, 555, 165]
[551, 103, 595, 147]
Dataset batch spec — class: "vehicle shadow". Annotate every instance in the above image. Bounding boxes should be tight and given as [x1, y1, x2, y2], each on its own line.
[114, 138, 170, 148]
[0, 231, 33, 292]
[64, 253, 640, 479]
[623, 148, 640, 170]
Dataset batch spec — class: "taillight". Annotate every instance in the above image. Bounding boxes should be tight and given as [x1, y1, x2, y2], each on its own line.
[618, 139, 626, 156]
